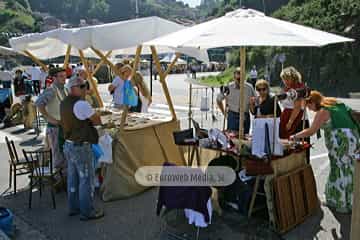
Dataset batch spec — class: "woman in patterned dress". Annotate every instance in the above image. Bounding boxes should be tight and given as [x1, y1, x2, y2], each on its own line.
[291, 91, 360, 213]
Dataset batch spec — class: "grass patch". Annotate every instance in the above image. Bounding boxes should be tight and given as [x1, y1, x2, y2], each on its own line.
[198, 67, 235, 87]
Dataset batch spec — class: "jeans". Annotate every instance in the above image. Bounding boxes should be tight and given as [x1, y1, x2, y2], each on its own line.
[47, 126, 66, 174]
[63, 142, 95, 218]
[32, 80, 40, 95]
[227, 111, 250, 134]
[2, 81, 11, 89]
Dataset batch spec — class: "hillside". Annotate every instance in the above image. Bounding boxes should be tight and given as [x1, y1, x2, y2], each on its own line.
[223, 0, 360, 97]
[0, 0, 41, 45]
[199, 0, 291, 16]
[28, 0, 199, 24]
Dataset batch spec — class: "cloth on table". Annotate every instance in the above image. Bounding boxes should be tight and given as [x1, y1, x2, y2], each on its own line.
[184, 199, 212, 228]
[100, 120, 185, 200]
[252, 118, 283, 158]
[157, 162, 212, 223]
[98, 134, 113, 164]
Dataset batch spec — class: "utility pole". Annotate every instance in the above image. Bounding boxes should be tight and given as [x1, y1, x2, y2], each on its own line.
[135, 0, 139, 18]
[262, 0, 266, 14]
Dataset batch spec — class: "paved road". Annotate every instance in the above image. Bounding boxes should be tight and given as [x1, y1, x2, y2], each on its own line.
[0, 73, 359, 239]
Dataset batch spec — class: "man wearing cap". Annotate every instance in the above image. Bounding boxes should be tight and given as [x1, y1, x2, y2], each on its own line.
[217, 67, 256, 134]
[61, 76, 104, 221]
[35, 67, 68, 177]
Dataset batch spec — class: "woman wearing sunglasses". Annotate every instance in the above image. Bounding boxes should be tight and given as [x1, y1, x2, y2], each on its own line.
[249, 79, 281, 118]
[291, 91, 360, 213]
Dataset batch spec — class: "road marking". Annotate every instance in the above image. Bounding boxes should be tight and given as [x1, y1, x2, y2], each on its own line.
[152, 103, 199, 111]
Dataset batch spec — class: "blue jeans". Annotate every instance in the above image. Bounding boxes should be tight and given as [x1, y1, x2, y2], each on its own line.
[227, 111, 250, 134]
[2, 81, 11, 88]
[63, 142, 95, 218]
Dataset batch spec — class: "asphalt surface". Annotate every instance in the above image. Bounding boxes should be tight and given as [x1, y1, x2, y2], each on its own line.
[0, 73, 359, 240]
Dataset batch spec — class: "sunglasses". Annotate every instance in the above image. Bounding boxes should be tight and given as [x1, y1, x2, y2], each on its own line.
[74, 84, 87, 89]
[256, 87, 267, 92]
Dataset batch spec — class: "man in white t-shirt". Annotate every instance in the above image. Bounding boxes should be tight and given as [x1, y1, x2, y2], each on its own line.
[39, 67, 48, 90]
[26, 64, 42, 95]
[60, 76, 104, 221]
[108, 63, 132, 108]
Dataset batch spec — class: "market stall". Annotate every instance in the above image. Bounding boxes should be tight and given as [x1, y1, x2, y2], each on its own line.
[145, 8, 354, 233]
[9, 16, 209, 200]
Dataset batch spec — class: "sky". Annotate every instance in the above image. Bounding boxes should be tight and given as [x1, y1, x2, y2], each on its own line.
[178, 0, 201, 8]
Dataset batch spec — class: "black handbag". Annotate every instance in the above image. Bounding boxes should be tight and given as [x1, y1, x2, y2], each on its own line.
[172, 128, 194, 145]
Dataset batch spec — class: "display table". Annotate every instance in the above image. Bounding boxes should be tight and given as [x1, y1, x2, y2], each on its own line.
[98, 112, 185, 201]
[183, 141, 314, 233]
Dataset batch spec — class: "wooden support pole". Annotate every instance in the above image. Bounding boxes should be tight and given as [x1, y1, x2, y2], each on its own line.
[78, 50, 104, 107]
[92, 50, 112, 75]
[63, 45, 72, 69]
[164, 53, 180, 77]
[91, 47, 121, 77]
[23, 50, 48, 72]
[238, 47, 246, 148]
[119, 45, 142, 130]
[151, 46, 177, 120]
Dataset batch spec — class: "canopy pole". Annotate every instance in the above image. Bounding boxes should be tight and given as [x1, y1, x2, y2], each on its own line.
[119, 45, 143, 130]
[92, 51, 112, 75]
[63, 45, 72, 69]
[23, 50, 48, 72]
[164, 53, 180, 77]
[150, 46, 177, 120]
[78, 50, 104, 108]
[150, 55, 153, 96]
[238, 47, 246, 149]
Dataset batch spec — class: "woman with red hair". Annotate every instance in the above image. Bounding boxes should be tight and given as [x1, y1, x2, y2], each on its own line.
[291, 91, 360, 213]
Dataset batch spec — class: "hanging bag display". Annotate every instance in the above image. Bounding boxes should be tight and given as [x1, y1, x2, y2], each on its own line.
[122, 80, 138, 107]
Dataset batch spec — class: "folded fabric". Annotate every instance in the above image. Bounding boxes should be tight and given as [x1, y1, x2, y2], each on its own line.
[98, 134, 113, 164]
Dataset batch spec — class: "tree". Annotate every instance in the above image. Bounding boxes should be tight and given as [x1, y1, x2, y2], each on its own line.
[88, 0, 109, 19]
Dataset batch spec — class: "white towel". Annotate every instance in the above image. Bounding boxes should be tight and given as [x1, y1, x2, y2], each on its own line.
[184, 198, 212, 228]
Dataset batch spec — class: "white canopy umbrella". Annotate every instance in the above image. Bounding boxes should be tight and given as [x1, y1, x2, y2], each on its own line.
[160, 54, 187, 64]
[145, 8, 355, 139]
[9, 17, 209, 62]
[146, 8, 354, 48]
[0, 46, 18, 57]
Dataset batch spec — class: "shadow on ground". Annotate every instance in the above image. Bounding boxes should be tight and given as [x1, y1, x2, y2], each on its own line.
[0, 186, 350, 240]
[0, 187, 286, 240]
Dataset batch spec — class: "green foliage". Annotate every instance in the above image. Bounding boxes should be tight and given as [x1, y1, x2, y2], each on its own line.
[209, 0, 291, 16]
[270, 0, 360, 96]
[199, 67, 235, 87]
[215, 0, 360, 96]
[28, 0, 199, 24]
[0, 0, 39, 45]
